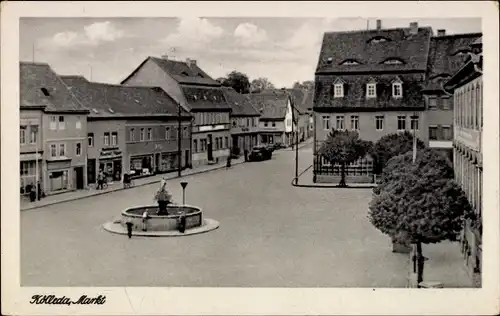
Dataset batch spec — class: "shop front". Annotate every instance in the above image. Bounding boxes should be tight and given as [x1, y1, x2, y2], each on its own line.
[46, 159, 72, 193]
[129, 154, 153, 176]
[159, 152, 180, 173]
[98, 148, 123, 182]
[20, 153, 42, 195]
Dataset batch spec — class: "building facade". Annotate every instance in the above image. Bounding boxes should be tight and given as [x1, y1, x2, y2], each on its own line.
[222, 87, 261, 155]
[121, 56, 231, 167]
[62, 76, 192, 184]
[444, 38, 483, 287]
[313, 21, 431, 183]
[20, 62, 90, 196]
[422, 30, 482, 162]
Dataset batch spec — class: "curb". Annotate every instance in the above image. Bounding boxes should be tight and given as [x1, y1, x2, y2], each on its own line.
[103, 218, 220, 237]
[291, 164, 377, 189]
[21, 161, 245, 211]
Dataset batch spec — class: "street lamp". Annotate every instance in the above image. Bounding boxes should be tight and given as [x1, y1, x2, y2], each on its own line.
[180, 181, 188, 205]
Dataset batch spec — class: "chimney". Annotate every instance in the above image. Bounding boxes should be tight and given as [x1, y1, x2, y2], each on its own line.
[376, 19, 382, 30]
[186, 58, 197, 67]
[161, 54, 168, 60]
[437, 29, 446, 36]
[409, 22, 418, 35]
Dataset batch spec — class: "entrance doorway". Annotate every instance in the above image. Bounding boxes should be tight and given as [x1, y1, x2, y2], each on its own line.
[207, 134, 213, 161]
[74, 166, 84, 190]
[185, 150, 190, 168]
[155, 153, 161, 173]
[87, 159, 96, 184]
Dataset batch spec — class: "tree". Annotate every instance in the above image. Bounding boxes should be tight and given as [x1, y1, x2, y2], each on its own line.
[224, 71, 251, 94]
[318, 129, 373, 187]
[293, 80, 314, 91]
[250, 77, 275, 93]
[368, 148, 473, 286]
[216, 77, 231, 87]
[372, 131, 426, 175]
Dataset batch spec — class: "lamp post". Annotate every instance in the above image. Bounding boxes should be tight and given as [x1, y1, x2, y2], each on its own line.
[177, 104, 182, 177]
[180, 181, 188, 205]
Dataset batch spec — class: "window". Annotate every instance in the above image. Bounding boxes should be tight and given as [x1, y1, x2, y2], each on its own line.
[111, 132, 117, 146]
[165, 127, 170, 139]
[88, 133, 94, 147]
[397, 116, 406, 130]
[383, 59, 404, 65]
[335, 115, 344, 129]
[50, 144, 57, 157]
[366, 83, 376, 98]
[147, 128, 152, 140]
[59, 143, 66, 156]
[20, 126, 26, 144]
[272, 122, 276, 127]
[252, 117, 256, 127]
[104, 132, 110, 146]
[193, 139, 198, 153]
[334, 84, 344, 98]
[76, 142, 82, 156]
[50, 116, 57, 130]
[350, 116, 359, 130]
[340, 59, 361, 65]
[410, 115, 419, 130]
[140, 128, 145, 141]
[30, 125, 38, 144]
[225, 137, 229, 148]
[442, 97, 452, 110]
[392, 83, 403, 98]
[246, 118, 250, 126]
[442, 125, 452, 140]
[58, 116, 65, 130]
[322, 116, 330, 130]
[429, 126, 438, 140]
[130, 128, 135, 141]
[76, 116, 82, 129]
[264, 122, 268, 127]
[232, 120, 237, 127]
[375, 116, 384, 131]
[428, 97, 437, 110]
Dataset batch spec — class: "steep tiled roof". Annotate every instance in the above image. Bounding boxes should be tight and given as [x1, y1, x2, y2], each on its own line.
[248, 90, 290, 120]
[20, 62, 88, 112]
[221, 87, 260, 116]
[180, 85, 231, 111]
[61, 78, 190, 118]
[316, 26, 433, 73]
[314, 73, 426, 110]
[303, 89, 314, 111]
[424, 33, 482, 92]
[149, 56, 220, 86]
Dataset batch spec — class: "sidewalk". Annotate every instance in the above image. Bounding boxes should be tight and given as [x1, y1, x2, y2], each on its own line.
[407, 241, 473, 288]
[294, 165, 377, 188]
[21, 156, 245, 211]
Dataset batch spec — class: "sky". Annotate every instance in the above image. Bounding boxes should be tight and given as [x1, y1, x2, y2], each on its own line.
[20, 17, 481, 88]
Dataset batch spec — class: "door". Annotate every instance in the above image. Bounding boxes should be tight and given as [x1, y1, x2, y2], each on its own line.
[185, 150, 190, 168]
[113, 160, 122, 181]
[207, 134, 213, 161]
[155, 153, 161, 172]
[87, 159, 96, 184]
[74, 167, 84, 190]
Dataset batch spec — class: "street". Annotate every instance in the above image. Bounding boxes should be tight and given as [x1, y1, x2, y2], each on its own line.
[21, 145, 408, 287]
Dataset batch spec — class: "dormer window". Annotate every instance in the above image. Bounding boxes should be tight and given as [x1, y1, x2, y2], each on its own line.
[41, 88, 50, 96]
[326, 57, 333, 64]
[382, 58, 405, 65]
[181, 71, 189, 76]
[334, 84, 344, 98]
[366, 83, 377, 98]
[340, 59, 361, 66]
[392, 82, 403, 98]
[367, 36, 392, 44]
[453, 49, 471, 56]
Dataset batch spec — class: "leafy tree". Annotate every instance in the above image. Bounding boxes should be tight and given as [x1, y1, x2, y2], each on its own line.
[372, 131, 426, 174]
[216, 77, 231, 87]
[224, 71, 251, 94]
[250, 77, 275, 93]
[368, 148, 473, 286]
[318, 129, 373, 187]
[293, 80, 314, 91]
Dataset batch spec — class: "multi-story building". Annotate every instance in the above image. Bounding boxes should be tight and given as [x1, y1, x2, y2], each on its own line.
[20, 62, 89, 195]
[222, 87, 261, 155]
[443, 37, 483, 287]
[313, 21, 431, 183]
[423, 30, 482, 162]
[250, 90, 298, 147]
[287, 88, 314, 141]
[121, 56, 231, 167]
[61, 75, 192, 183]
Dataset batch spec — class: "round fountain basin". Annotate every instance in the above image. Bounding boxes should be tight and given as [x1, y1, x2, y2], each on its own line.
[121, 205, 203, 232]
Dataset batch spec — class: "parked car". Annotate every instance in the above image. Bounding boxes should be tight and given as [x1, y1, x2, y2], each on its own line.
[248, 145, 273, 161]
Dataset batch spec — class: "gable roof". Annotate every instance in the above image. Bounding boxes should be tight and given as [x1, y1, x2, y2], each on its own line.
[424, 32, 482, 92]
[121, 56, 220, 86]
[61, 78, 190, 118]
[180, 85, 231, 111]
[248, 90, 290, 120]
[221, 87, 260, 116]
[443, 53, 483, 92]
[20, 62, 88, 112]
[316, 26, 433, 74]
